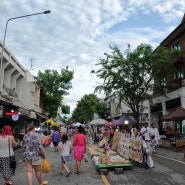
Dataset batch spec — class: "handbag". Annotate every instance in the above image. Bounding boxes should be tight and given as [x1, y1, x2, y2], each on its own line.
[8, 138, 17, 169]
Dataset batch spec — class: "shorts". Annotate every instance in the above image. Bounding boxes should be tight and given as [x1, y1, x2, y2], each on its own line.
[32, 159, 42, 165]
[25, 159, 42, 166]
[61, 156, 70, 162]
[53, 142, 59, 147]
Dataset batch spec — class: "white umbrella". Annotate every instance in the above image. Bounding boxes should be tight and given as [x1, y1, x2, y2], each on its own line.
[73, 122, 83, 127]
[89, 118, 107, 125]
[56, 120, 66, 126]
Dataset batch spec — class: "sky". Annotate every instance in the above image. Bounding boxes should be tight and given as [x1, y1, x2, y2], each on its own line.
[0, 0, 185, 116]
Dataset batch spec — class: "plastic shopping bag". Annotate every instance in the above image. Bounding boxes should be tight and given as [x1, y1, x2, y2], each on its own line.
[147, 155, 154, 168]
[41, 159, 51, 173]
[83, 153, 88, 162]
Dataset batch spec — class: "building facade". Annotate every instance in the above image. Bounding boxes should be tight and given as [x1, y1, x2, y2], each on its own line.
[104, 94, 150, 124]
[0, 41, 46, 130]
[151, 14, 185, 135]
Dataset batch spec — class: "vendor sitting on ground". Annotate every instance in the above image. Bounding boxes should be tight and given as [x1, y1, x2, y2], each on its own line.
[103, 128, 109, 139]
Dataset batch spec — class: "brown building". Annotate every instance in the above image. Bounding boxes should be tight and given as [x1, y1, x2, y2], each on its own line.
[151, 14, 185, 136]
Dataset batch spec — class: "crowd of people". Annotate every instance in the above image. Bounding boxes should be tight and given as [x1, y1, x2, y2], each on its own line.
[0, 121, 160, 184]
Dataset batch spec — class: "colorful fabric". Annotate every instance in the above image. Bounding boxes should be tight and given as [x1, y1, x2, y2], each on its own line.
[0, 156, 15, 179]
[22, 132, 42, 162]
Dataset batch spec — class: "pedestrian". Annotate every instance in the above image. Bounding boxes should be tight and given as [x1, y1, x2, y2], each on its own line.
[67, 126, 73, 140]
[73, 125, 86, 175]
[140, 122, 151, 142]
[150, 123, 160, 153]
[52, 126, 60, 152]
[59, 134, 73, 177]
[140, 122, 153, 156]
[0, 125, 18, 185]
[22, 123, 48, 185]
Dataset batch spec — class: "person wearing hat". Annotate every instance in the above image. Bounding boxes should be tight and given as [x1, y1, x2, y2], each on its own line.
[22, 123, 48, 185]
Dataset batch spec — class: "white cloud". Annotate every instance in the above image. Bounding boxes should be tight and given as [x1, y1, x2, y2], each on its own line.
[0, 0, 185, 114]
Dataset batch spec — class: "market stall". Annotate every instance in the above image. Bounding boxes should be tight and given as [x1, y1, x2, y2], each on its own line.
[42, 135, 52, 147]
[87, 131, 133, 174]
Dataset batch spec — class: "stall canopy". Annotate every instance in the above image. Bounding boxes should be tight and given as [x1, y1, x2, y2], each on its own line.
[161, 106, 185, 121]
[41, 119, 59, 127]
[89, 118, 108, 125]
[115, 115, 137, 125]
[56, 120, 66, 126]
[73, 122, 83, 127]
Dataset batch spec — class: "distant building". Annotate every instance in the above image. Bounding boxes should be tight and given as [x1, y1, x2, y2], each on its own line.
[104, 94, 149, 124]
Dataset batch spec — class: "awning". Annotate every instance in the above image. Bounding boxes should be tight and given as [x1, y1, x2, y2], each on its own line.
[36, 112, 48, 119]
[29, 111, 37, 119]
[41, 119, 59, 127]
[161, 106, 185, 121]
[18, 108, 30, 116]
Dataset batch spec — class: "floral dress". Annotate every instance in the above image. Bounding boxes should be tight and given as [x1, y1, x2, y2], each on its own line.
[22, 132, 43, 162]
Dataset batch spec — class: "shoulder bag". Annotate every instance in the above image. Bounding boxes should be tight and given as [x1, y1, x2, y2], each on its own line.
[8, 137, 17, 169]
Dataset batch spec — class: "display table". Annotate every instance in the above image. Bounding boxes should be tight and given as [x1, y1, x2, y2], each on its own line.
[42, 136, 52, 147]
[92, 155, 132, 170]
[88, 144, 132, 174]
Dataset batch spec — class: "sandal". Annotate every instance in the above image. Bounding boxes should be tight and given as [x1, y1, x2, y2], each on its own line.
[66, 171, 71, 177]
[75, 171, 80, 175]
[40, 181, 48, 185]
[4, 182, 13, 185]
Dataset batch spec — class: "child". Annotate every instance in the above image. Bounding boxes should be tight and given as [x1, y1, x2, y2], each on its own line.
[59, 134, 73, 177]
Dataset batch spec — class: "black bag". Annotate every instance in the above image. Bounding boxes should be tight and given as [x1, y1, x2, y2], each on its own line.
[9, 156, 17, 169]
[8, 138, 17, 169]
[151, 135, 155, 139]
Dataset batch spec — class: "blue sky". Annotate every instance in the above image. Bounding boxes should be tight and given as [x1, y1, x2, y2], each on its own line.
[0, 0, 185, 115]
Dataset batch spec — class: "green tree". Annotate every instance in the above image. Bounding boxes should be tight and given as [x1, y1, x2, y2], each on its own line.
[61, 104, 70, 115]
[35, 67, 73, 118]
[92, 101, 108, 119]
[152, 46, 181, 93]
[93, 44, 176, 123]
[72, 94, 107, 123]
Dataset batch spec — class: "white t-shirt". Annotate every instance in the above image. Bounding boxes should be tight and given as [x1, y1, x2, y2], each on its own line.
[140, 126, 151, 141]
[60, 141, 71, 156]
[150, 128, 160, 143]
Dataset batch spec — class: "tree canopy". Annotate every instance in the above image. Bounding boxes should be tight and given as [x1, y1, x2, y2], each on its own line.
[34, 67, 73, 118]
[93, 43, 177, 123]
[71, 94, 108, 123]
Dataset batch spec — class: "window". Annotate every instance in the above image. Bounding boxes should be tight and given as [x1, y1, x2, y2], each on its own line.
[175, 67, 184, 79]
[160, 78, 166, 86]
[172, 41, 181, 50]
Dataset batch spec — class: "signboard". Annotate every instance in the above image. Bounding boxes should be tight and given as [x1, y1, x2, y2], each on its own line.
[5, 112, 17, 116]
[12, 114, 19, 121]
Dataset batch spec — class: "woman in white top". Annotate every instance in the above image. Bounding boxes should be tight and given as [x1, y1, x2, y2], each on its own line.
[150, 123, 160, 153]
[0, 125, 17, 185]
[140, 122, 151, 141]
[59, 134, 73, 177]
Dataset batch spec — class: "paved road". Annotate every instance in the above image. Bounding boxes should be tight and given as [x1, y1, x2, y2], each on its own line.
[1, 145, 184, 185]
[106, 149, 185, 185]
[3, 145, 104, 185]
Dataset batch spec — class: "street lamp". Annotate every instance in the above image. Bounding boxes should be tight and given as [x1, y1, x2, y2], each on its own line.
[0, 10, 51, 93]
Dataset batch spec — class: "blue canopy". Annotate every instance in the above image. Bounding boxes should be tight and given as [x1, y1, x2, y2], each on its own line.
[117, 115, 137, 125]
